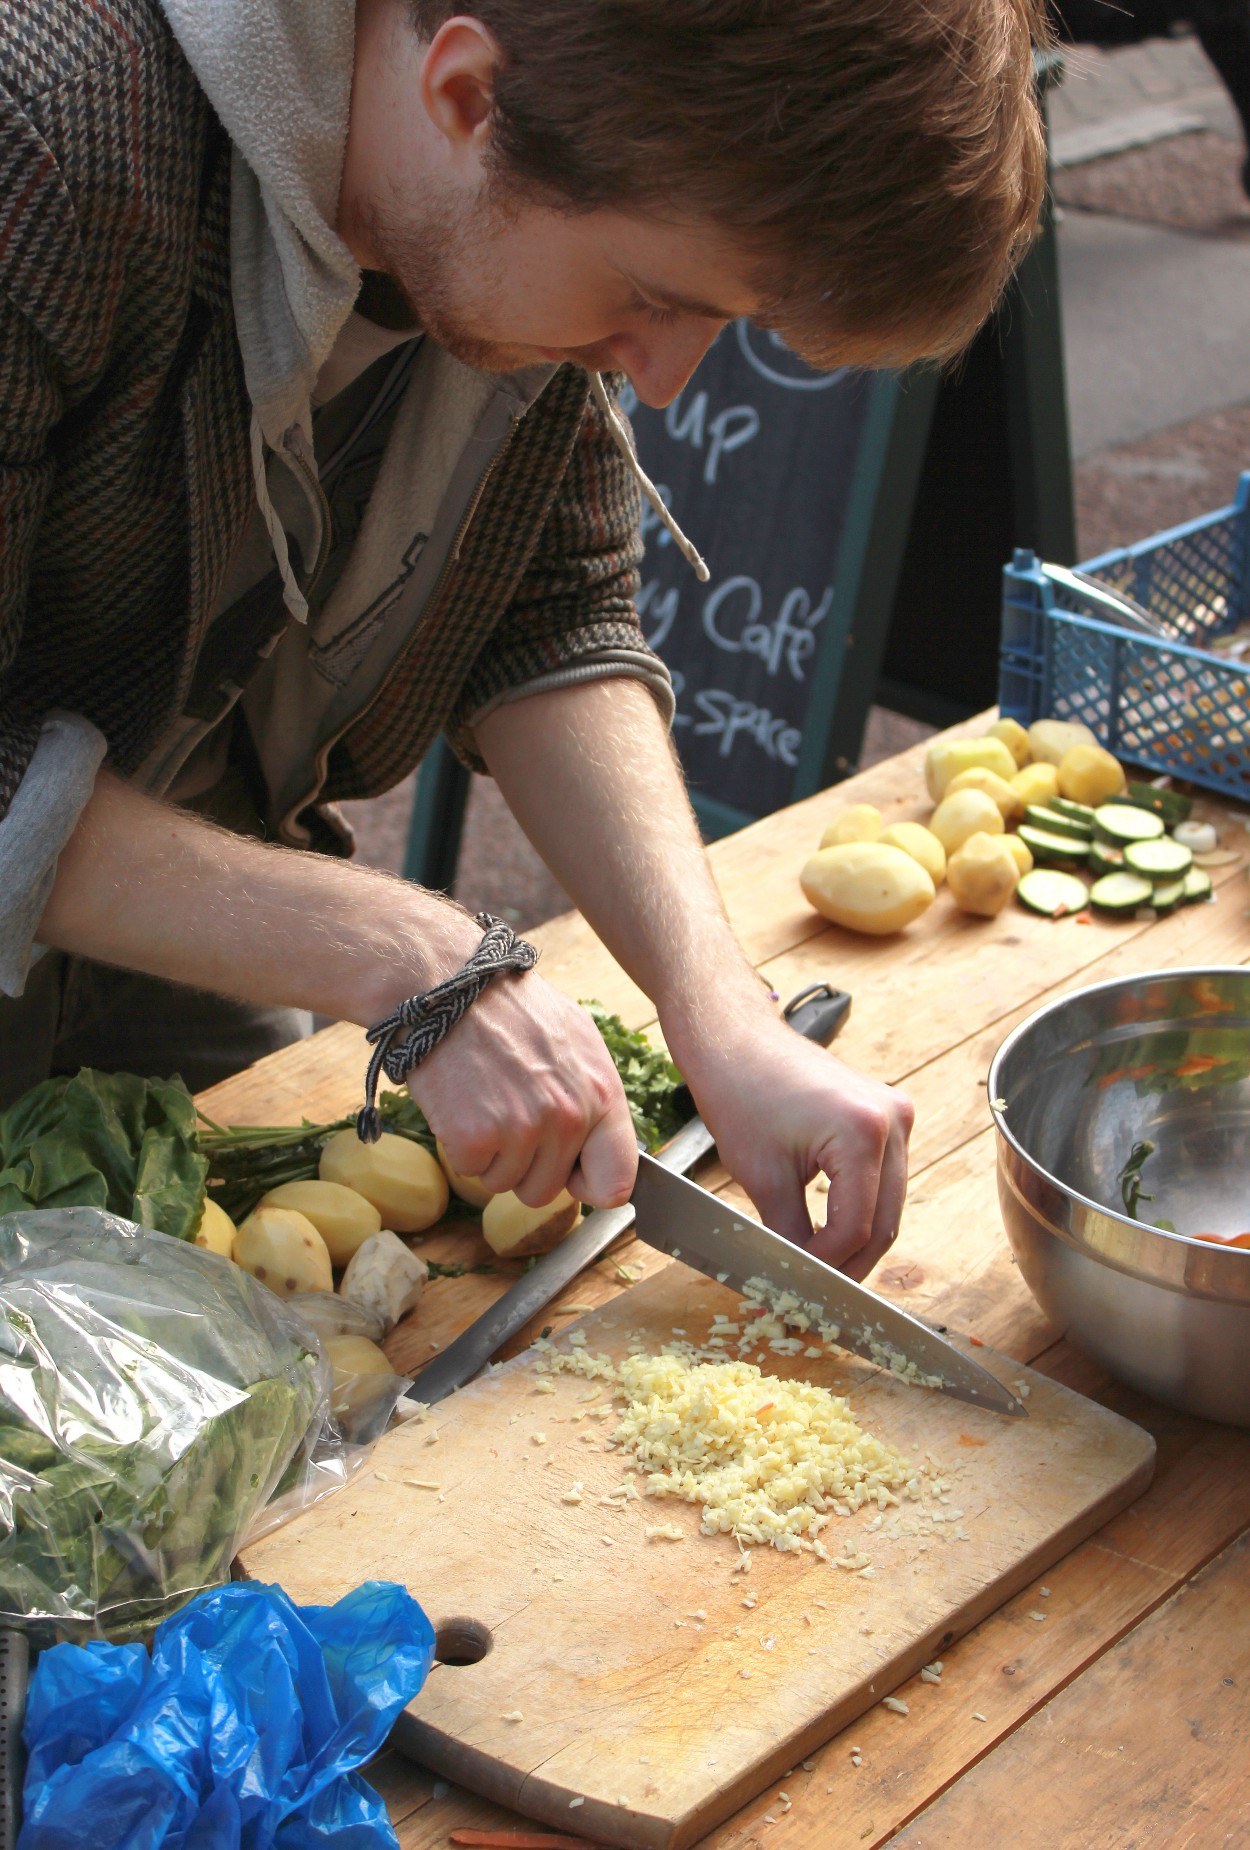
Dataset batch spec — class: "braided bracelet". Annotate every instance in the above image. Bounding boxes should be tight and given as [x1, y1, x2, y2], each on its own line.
[356, 912, 538, 1142]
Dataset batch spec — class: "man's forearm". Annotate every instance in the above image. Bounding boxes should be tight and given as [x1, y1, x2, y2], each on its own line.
[37, 771, 479, 1026]
[476, 679, 770, 1065]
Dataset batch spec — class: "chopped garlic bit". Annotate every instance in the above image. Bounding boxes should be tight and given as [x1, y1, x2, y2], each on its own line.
[1027, 1610, 1047, 1622]
[501, 1709, 523, 1722]
[569, 1796, 584, 1808]
[972, 1711, 987, 1723]
[920, 1667, 942, 1685]
[530, 1432, 547, 1446]
[882, 1696, 910, 1715]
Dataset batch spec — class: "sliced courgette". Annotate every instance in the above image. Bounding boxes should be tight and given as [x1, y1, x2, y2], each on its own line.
[1089, 871, 1154, 914]
[1182, 867, 1214, 904]
[1050, 797, 1098, 827]
[1017, 869, 1090, 917]
[1151, 877, 1187, 914]
[1093, 804, 1166, 847]
[1087, 842, 1126, 876]
[1123, 837, 1193, 880]
[1019, 824, 1092, 864]
[1024, 804, 1091, 841]
[1125, 780, 1193, 826]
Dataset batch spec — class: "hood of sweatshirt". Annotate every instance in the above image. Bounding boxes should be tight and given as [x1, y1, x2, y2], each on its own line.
[157, 0, 708, 612]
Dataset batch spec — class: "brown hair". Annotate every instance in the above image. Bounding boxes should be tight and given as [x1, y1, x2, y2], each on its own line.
[407, 0, 1049, 369]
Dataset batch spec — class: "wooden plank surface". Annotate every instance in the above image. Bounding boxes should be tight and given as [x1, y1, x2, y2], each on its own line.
[241, 1267, 1153, 1850]
[198, 713, 1250, 1848]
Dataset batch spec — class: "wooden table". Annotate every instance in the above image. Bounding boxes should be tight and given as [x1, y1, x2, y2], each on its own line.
[202, 716, 1250, 1848]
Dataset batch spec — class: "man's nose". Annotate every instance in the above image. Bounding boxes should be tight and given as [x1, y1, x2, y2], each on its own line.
[608, 321, 725, 409]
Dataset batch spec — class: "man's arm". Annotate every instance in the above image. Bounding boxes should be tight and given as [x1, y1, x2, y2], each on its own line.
[477, 677, 913, 1278]
[37, 772, 638, 1208]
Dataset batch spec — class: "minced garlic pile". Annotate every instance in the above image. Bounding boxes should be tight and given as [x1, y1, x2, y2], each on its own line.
[534, 1341, 913, 1551]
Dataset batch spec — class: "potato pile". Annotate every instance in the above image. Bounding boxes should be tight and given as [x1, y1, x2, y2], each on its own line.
[800, 716, 1125, 933]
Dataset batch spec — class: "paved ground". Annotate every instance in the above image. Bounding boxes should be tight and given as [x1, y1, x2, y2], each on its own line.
[346, 32, 1250, 930]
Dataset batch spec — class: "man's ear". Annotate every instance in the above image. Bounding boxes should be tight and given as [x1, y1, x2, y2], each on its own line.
[419, 16, 501, 160]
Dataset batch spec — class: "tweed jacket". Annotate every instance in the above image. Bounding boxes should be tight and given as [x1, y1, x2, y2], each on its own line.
[0, 0, 653, 836]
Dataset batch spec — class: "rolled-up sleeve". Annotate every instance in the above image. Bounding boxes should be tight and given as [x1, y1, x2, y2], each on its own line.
[447, 379, 674, 769]
[0, 711, 107, 995]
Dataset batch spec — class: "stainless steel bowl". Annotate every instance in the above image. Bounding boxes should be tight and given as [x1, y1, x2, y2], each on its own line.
[989, 967, 1250, 1425]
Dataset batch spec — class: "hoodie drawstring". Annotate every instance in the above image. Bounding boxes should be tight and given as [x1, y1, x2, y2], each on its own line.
[590, 373, 710, 584]
[250, 411, 310, 622]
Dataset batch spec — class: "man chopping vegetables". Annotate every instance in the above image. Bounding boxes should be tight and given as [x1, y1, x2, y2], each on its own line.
[0, 0, 1046, 1280]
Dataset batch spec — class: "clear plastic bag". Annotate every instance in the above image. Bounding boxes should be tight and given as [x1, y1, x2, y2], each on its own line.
[0, 1207, 334, 1643]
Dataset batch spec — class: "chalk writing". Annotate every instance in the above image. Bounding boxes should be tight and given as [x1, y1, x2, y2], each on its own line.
[692, 690, 802, 765]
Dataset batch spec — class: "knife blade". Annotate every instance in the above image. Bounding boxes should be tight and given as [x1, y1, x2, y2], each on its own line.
[405, 983, 851, 1406]
[630, 1153, 1025, 1418]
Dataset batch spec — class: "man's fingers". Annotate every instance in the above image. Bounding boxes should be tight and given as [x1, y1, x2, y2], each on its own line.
[839, 1120, 910, 1282]
[567, 1094, 638, 1209]
[748, 1172, 814, 1248]
[807, 1120, 887, 1272]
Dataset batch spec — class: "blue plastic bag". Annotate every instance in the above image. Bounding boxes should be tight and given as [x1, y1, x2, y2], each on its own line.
[19, 1579, 436, 1848]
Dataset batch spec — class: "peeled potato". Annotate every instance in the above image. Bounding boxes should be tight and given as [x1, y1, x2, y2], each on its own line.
[929, 788, 1004, 855]
[924, 736, 1018, 803]
[1057, 742, 1126, 807]
[945, 766, 1025, 826]
[947, 832, 1021, 917]
[436, 1138, 494, 1210]
[800, 842, 935, 936]
[482, 1189, 582, 1259]
[194, 1197, 237, 1259]
[1027, 717, 1097, 766]
[878, 820, 947, 888]
[234, 1205, 334, 1296]
[324, 1333, 400, 1426]
[319, 1129, 449, 1233]
[999, 834, 1034, 876]
[987, 717, 1032, 768]
[818, 803, 884, 849]
[259, 1179, 381, 1266]
[1011, 761, 1060, 807]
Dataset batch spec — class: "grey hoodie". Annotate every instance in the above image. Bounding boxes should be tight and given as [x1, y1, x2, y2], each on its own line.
[0, 0, 700, 997]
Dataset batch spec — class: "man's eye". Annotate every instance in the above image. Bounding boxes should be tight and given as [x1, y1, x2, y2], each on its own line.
[628, 291, 680, 327]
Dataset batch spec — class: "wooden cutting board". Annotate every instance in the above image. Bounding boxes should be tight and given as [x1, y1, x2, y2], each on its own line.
[240, 1265, 1155, 1849]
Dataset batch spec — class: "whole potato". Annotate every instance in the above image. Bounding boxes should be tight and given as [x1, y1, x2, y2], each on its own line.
[987, 717, 1032, 768]
[436, 1138, 494, 1210]
[1057, 742, 1125, 806]
[1027, 717, 1097, 766]
[929, 788, 1005, 855]
[324, 1334, 401, 1429]
[800, 842, 936, 936]
[234, 1205, 334, 1297]
[259, 1178, 381, 1266]
[1011, 762, 1060, 807]
[945, 766, 1025, 826]
[947, 832, 1021, 917]
[482, 1189, 582, 1259]
[924, 736, 1018, 803]
[194, 1197, 237, 1259]
[878, 821, 947, 887]
[999, 834, 1034, 876]
[319, 1129, 449, 1233]
[818, 803, 883, 850]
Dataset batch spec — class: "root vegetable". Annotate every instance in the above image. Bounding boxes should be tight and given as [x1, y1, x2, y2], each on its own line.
[799, 842, 936, 936]
[481, 1189, 581, 1259]
[319, 1129, 449, 1233]
[1027, 718, 1097, 766]
[324, 1333, 401, 1426]
[929, 788, 1004, 855]
[878, 821, 946, 887]
[339, 1230, 429, 1333]
[1057, 743, 1125, 806]
[1011, 762, 1060, 807]
[259, 1178, 381, 1266]
[436, 1139, 494, 1210]
[924, 737, 1018, 803]
[945, 766, 1025, 825]
[987, 717, 1032, 768]
[234, 1205, 333, 1297]
[818, 804, 884, 849]
[1000, 834, 1034, 876]
[194, 1197, 237, 1259]
[947, 833, 1021, 916]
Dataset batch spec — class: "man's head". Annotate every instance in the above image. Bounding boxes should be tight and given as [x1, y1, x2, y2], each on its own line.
[340, 0, 1047, 406]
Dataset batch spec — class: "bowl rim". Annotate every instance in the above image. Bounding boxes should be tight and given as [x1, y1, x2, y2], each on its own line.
[987, 963, 1250, 1260]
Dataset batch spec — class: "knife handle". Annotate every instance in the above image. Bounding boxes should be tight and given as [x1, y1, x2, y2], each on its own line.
[783, 982, 852, 1045]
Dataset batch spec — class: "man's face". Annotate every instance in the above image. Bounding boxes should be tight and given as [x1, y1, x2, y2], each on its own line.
[341, 5, 762, 407]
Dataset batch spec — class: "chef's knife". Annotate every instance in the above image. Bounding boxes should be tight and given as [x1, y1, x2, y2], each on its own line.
[630, 1153, 1025, 1417]
[406, 983, 851, 1405]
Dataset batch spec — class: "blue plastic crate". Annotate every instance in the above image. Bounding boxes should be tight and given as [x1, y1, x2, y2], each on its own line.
[999, 472, 1250, 802]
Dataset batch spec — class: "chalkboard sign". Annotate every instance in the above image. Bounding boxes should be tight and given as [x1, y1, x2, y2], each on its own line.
[624, 328, 936, 835]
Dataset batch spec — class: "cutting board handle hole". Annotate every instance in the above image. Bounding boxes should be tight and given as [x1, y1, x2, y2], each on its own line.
[434, 1617, 493, 1667]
